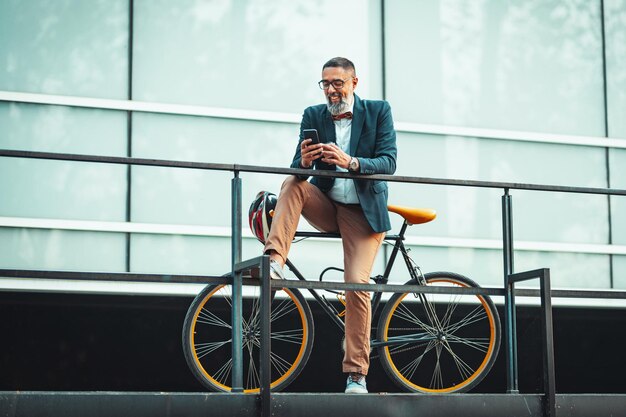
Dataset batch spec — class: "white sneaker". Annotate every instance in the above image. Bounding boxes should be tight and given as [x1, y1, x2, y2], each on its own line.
[345, 375, 368, 394]
[269, 260, 286, 280]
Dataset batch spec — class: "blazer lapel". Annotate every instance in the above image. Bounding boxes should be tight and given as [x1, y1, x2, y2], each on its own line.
[349, 95, 365, 155]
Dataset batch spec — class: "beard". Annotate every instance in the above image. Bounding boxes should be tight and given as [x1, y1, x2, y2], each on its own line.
[326, 93, 351, 115]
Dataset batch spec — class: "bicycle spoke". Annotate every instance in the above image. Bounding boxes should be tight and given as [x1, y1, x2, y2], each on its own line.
[247, 348, 260, 390]
[397, 340, 437, 381]
[212, 358, 233, 386]
[430, 343, 444, 389]
[445, 334, 490, 352]
[197, 308, 232, 329]
[439, 293, 462, 330]
[270, 351, 293, 375]
[195, 340, 230, 359]
[270, 329, 304, 345]
[212, 286, 255, 331]
[419, 292, 445, 332]
[445, 305, 488, 335]
[271, 298, 298, 322]
[441, 339, 475, 380]
[246, 333, 298, 377]
[217, 286, 259, 332]
[246, 293, 262, 332]
[393, 302, 437, 335]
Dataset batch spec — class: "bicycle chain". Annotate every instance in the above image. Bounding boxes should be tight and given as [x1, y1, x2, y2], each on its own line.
[370, 327, 433, 360]
[370, 342, 427, 360]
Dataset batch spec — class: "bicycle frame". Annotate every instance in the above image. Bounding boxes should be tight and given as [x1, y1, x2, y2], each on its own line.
[285, 221, 429, 346]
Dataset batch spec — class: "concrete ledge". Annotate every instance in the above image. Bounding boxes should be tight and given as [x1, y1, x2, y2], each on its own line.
[1, 391, 625, 417]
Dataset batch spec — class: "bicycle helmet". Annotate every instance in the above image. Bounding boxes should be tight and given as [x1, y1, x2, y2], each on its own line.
[248, 191, 278, 243]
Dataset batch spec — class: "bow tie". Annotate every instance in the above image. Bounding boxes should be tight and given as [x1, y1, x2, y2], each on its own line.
[331, 111, 353, 121]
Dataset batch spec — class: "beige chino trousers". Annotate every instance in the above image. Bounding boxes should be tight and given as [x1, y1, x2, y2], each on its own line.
[264, 176, 384, 375]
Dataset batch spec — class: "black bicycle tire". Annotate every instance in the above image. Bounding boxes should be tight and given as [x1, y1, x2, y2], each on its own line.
[182, 283, 315, 392]
[376, 271, 501, 393]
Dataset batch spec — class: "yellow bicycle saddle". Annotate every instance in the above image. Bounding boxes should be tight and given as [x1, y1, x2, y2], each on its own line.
[387, 204, 437, 225]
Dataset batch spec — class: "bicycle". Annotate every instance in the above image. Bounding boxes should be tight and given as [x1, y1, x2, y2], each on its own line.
[182, 204, 501, 394]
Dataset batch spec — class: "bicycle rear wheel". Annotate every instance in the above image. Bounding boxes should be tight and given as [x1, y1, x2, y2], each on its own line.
[377, 271, 500, 393]
[182, 282, 314, 392]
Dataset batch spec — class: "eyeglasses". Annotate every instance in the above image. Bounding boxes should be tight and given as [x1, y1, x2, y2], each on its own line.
[318, 78, 352, 90]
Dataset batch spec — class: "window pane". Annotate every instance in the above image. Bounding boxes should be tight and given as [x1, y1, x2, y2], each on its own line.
[385, 0, 605, 136]
[0, 228, 126, 272]
[0, 0, 128, 98]
[515, 250, 610, 289]
[386, 246, 503, 287]
[131, 112, 296, 226]
[605, 0, 626, 139]
[133, 0, 382, 112]
[390, 246, 610, 290]
[0, 103, 128, 221]
[0, 102, 127, 155]
[392, 132, 609, 243]
[131, 234, 230, 275]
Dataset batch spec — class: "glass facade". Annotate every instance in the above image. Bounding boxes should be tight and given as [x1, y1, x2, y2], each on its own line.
[1, 0, 625, 294]
[0, 103, 128, 221]
[385, 0, 605, 136]
[0, 0, 129, 99]
[0, 228, 126, 272]
[132, 0, 383, 111]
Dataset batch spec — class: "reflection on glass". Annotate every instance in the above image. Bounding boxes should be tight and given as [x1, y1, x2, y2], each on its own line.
[0, 102, 127, 155]
[131, 234, 233, 274]
[391, 246, 610, 290]
[392, 132, 608, 243]
[387, 246, 503, 287]
[516, 249, 610, 289]
[0, 228, 126, 272]
[131, 112, 296, 225]
[0, 159, 128, 221]
[133, 0, 382, 111]
[0, 0, 128, 98]
[385, 0, 604, 136]
[0, 102, 128, 221]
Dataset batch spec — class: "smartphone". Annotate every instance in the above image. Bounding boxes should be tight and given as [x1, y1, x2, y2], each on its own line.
[302, 129, 320, 144]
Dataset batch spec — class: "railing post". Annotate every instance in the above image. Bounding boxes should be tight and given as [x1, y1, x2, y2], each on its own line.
[259, 255, 271, 417]
[539, 269, 556, 417]
[507, 269, 556, 417]
[231, 170, 243, 392]
[502, 189, 519, 393]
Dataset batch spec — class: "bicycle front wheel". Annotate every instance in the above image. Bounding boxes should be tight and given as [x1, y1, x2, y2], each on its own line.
[182, 282, 314, 393]
[377, 272, 501, 393]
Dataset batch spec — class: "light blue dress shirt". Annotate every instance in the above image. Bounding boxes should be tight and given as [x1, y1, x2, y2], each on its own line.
[327, 102, 359, 204]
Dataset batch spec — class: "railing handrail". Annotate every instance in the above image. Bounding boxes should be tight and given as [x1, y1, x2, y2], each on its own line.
[3, 268, 626, 301]
[1, 148, 625, 196]
[1, 146, 624, 416]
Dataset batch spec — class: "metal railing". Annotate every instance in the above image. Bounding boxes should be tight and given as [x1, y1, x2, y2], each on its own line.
[2, 148, 626, 417]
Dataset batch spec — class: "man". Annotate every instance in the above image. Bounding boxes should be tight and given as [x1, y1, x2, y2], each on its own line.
[263, 57, 397, 394]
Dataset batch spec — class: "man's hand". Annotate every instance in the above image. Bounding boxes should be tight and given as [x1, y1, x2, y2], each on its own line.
[300, 139, 323, 168]
[321, 143, 351, 169]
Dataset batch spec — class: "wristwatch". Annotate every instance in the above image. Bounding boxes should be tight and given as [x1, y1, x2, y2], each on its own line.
[348, 157, 359, 172]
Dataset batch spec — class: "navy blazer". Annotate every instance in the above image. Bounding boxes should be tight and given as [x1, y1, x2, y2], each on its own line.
[290, 94, 397, 233]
